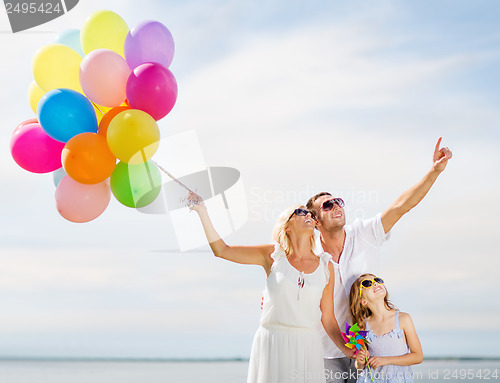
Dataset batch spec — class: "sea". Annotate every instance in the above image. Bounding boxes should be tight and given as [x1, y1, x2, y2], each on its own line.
[0, 359, 498, 383]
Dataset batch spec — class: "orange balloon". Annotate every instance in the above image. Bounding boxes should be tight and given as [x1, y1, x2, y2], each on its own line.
[62, 132, 116, 184]
[98, 105, 130, 137]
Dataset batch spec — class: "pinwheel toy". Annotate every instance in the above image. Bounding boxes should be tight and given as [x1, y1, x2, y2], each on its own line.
[342, 322, 375, 383]
[342, 322, 369, 353]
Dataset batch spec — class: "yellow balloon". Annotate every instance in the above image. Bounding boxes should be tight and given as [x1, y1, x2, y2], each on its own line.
[107, 109, 160, 164]
[81, 10, 129, 57]
[27, 81, 45, 114]
[32, 44, 83, 93]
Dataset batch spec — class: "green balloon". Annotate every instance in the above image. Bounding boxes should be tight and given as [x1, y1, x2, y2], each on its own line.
[110, 160, 162, 208]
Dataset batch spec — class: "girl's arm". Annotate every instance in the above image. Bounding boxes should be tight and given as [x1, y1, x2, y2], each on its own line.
[320, 262, 356, 359]
[189, 192, 274, 274]
[368, 312, 423, 369]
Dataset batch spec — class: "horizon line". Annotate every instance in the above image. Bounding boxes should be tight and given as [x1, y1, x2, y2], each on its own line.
[0, 356, 499, 362]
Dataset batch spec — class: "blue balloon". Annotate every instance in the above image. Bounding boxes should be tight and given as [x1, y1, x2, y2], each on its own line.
[55, 29, 84, 57]
[52, 167, 67, 187]
[38, 89, 98, 142]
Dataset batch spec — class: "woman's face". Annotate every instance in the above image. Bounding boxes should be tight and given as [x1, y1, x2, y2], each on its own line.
[286, 208, 316, 235]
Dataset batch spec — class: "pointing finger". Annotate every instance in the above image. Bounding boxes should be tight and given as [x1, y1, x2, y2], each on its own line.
[435, 137, 442, 153]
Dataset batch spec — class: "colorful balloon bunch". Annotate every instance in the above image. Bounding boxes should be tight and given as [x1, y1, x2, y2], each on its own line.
[10, 10, 177, 223]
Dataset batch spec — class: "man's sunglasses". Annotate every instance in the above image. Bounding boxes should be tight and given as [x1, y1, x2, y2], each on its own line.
[359, 277, 385, 297]
[288, 208, 316, 221]
[320, 198, 345, 211]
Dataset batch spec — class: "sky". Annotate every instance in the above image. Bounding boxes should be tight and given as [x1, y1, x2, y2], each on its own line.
[0, 0, 499, 359]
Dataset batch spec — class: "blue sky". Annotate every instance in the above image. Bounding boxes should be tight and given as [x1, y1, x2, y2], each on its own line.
[0, 0, 499, 359]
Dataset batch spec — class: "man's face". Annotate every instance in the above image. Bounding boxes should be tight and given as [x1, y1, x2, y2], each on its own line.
[312, 194, 346, 232]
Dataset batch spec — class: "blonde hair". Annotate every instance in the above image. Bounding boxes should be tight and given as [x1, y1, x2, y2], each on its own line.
[272, 204, 316, 256]
[349, 273, 396, 330]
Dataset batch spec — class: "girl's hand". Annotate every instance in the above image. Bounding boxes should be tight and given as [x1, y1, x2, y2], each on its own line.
[187, 191, 205, 212]
[355, 348, 369, 369]
[368, 356, 388, 369]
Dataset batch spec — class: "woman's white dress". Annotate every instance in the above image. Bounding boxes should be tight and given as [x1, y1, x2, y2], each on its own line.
[247, 245, 332, 383]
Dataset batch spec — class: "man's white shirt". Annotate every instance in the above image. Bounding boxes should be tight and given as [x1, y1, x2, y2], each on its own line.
[315, 213, 390, 359]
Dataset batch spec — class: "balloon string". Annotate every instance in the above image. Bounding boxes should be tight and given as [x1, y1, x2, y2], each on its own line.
[142, 150, 155, 187]
[152, 160, 193, 193]
[92, 102, 105, 116]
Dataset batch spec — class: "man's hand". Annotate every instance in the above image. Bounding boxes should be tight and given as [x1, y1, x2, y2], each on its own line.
[343, 345, 357, 359]
[432, 137, 453, 173]
[381, 137, 453, 234]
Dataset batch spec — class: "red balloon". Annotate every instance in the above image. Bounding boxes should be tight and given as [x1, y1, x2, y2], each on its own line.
[126, 63, 178, 121]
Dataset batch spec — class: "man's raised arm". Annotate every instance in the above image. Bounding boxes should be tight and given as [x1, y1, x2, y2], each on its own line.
[381, 137, 452, 234]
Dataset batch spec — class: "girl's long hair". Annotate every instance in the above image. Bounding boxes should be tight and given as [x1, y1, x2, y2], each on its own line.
[349, 273, 396, 330]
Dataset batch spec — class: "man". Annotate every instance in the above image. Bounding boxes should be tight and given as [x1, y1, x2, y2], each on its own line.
[306, 138, 452, 383]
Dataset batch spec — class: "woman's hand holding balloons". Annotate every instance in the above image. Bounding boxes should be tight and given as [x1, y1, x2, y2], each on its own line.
[187, 191, 206, 213]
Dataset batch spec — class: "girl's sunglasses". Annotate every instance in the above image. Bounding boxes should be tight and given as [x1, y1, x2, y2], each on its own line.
[288, 208, 316, 221]
[359, 277, 384, 297]
[320, 198, 345, 211]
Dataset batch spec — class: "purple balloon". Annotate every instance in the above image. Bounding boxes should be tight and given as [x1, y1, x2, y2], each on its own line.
[124, 21, 175, 69]
[10, 122, 65, 173]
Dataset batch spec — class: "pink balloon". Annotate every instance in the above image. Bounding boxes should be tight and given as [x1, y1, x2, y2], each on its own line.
[55, 176, 111, 223]
[126, 63, 177, 121]
[80, 49, 131, 107]
[10, 121, 65, 173]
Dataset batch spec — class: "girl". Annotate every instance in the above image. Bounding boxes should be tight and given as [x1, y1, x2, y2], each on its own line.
[188, 191, 354, 383]
[349, 274, 423, 383]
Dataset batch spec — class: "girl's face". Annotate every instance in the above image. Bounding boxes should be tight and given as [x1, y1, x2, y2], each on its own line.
[360, 275, 387, 304]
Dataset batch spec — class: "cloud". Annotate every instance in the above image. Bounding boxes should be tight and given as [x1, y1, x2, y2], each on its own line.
[171, 23, 472, 135]
[0, 248, 263, 334]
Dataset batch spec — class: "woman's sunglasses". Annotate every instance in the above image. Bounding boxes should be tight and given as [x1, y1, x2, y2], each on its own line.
[359, 277, 385, 297]
[288, 208, 316, 221]
[320, 198, 345, 211]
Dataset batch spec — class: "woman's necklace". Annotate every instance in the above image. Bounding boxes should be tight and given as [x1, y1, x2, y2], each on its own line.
[297, 271, 305, 300]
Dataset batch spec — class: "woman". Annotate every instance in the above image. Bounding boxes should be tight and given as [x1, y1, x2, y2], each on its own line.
[188, 192, 354, 383]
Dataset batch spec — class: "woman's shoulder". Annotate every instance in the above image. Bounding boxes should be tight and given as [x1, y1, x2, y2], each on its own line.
[269, 243, 286, 261]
